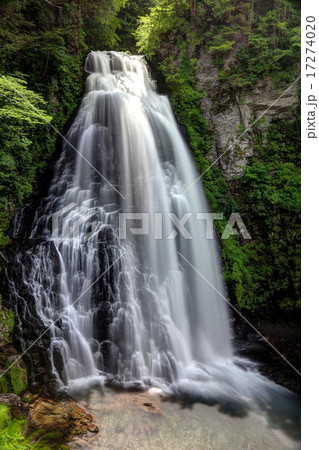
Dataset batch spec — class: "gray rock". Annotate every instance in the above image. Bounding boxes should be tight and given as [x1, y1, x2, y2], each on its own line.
[196, 50, 300, 180]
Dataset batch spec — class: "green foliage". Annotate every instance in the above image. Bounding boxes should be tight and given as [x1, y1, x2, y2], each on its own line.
[0, 0, 128, 248]
[159, 50, 211, 157]
[0, 403, 65, 449]
[0, 306, 14, 343]
[0, 77, 52, 247]
[135, 0, 188, 57]
[118, 0, 150, 51]
[218, 0, 300, 87]
[6, 364, 28, 396]
[0, 404, 30, 449]
[135, 0, 300, 87]
[0, 365, 28, 397]
[0, 298, 29, 395]
[134, 0, 300, 313]
[71, 0, 129, 49]
[238, 120, 301, 310]
[209, 121, 300, 312]
[0, 77, 51, 124]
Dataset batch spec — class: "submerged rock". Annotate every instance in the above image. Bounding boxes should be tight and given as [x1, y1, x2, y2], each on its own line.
[117, 391, 162, 415]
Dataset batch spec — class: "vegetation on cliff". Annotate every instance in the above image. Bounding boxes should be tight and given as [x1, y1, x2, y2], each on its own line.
[0, 77, 52, 247]
[0, 403, 32, 449]
[135, 0, 300, 313]
[0, 0, 128, 247]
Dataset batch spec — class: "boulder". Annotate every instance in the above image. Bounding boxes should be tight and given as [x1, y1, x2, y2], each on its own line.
[28, 396, 99, 441]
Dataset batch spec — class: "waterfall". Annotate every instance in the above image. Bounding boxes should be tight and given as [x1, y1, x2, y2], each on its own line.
[7, 52, 297, 408]
[8, 51, 232, 390]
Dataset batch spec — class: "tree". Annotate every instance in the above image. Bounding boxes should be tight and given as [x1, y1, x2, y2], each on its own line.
[0, 76, 52, 246]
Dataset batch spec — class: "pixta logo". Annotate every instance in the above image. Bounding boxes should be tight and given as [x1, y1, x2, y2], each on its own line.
[52, 204, 251, 246]
[52, 203, 97, 249]
[119, 212, 251, 240]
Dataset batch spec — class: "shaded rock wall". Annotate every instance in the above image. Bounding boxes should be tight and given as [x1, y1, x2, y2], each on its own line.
[196, 49, 300, 179]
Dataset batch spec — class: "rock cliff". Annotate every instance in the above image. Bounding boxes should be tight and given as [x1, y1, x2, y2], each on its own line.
[196, 49, 300, 179]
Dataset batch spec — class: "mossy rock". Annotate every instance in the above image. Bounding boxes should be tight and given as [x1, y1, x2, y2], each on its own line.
[0, 302, 15, 344]
[0, 297, 27, 395]
[0, 376, 10, 395]
[0, 358, 28, 396]
[6, 363, 28, 396]
[0, 368, 28, 396]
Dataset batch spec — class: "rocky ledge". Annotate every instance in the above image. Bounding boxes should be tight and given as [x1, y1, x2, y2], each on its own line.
[234, 313, 301, 393]
[0, 392, 99, 448]
[28, 395, 99, 439]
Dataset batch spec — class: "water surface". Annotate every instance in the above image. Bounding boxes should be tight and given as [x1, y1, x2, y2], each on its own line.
[70, 387, 300, 450]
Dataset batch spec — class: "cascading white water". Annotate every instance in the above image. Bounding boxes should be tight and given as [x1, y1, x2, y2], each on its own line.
[8, 53, 299, 423]
[10, 51, 233, 390]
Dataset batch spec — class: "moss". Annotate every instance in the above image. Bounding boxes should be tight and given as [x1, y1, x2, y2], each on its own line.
[0, 403, 63, 449]
[0, 298, 28, 395]
[0, 404, 29, 448]
[7, 365, 28, 396]
[0, 364, 28, 396]
[0, 305, 15, 343]
[0, 374, 10, 394]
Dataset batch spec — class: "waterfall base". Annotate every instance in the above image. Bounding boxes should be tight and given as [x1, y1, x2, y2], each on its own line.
[68, 387, 300, 450]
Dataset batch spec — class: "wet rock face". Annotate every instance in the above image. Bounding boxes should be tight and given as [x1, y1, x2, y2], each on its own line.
[233, 312, 301, 393]
[1, 240, 56, 391]
[196, 49, 300, 180]
[28, 396, 99, 440]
